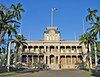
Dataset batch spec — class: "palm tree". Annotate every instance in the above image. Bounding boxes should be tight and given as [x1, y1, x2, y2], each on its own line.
[86, 8, 97, 23]
[0, 5, 20, 71]
[10, 3, 25, 20]
[86, 8, 100, 67]
[0, 3, 25, 45]
[0, 6, 8, 44]
[0, 3, 24, 72]
[12, 34, 27, 64]
[79, 32, 95, 73]
[0, 4, 19, 46]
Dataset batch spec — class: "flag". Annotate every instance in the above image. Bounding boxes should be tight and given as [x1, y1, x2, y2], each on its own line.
[51, 8, 57, 12]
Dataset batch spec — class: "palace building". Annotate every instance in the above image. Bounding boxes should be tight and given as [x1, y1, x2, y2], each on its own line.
[19, 26, 87, 70]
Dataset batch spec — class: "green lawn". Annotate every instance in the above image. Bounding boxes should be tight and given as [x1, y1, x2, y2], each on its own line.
[83, 69, 100, 77]
[91, 70, 100, 77]
[0, 72, 18, 77]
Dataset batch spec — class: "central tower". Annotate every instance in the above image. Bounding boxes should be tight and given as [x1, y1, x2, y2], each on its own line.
[44, 8, 60, 41]
[44, 26, 60, 41]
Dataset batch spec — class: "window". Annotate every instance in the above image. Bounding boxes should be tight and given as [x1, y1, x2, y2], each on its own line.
[49, 36, 51, 40]
[52, 36, 54, 40]
[47, 36, 49, 40]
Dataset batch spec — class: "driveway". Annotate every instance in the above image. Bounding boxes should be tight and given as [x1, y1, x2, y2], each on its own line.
[0, 69, 92, 77]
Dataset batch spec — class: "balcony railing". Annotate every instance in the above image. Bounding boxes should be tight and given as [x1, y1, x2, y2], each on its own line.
[22, 48, 82, 54]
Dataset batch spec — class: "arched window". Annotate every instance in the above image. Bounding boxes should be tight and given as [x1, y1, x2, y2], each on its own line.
[49, 36, 51, 40]
[52, 36, 54, 40]
[47, 36, 49, 40]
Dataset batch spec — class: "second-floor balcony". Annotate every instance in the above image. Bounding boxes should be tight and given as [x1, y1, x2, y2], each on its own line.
[60, 49, 82, 54]
[22, 49, 45, 54]
[22, 48, 82, 54]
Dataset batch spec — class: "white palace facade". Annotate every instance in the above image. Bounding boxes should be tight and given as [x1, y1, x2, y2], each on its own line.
[19, 26, 87, 70]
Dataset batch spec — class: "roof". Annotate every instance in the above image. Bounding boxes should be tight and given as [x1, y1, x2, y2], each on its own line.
[44, 26, 60, 33]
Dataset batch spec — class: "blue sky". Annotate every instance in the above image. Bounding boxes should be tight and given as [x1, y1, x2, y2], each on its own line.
[0, 0, 100, 40]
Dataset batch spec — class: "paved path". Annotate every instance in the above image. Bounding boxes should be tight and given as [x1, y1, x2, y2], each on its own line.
[0, 69, 92, 77]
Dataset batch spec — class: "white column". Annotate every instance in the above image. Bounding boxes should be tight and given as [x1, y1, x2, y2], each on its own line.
[65, 46, 66, 53]
[27, 55, 28, 65]
[33, 46, 34, 52]
[65, 55, 66, 65]
[54, 46, 56, 52]
[71, 56, 72, 65]
[38, 55, 39, 63]
[38, 46, 39, 54]
[76, 46, 77, 53]
[48, 56, 50, 65]
[58, 46, 60, 69]
[58, 46, 60, 54]
[44, 55, 46, 64]
[44, 46, 46, 53]
[32, 55, 34, 66]
[27, 46, 28, 53]
[76, 56, 78, 63]
[71, 46, 72, 53]
[48, 46, 50, 53]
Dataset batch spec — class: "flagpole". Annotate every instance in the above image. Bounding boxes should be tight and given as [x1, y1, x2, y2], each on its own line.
[50, 8, 57, 27]
[51, 8, 53, 26]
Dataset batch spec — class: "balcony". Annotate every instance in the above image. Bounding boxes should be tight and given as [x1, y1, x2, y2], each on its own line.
[60, 49, 66, 53]
[66, 50, 71, 53]
[77, 49, 82, 53]
[60, 49, 82, 55]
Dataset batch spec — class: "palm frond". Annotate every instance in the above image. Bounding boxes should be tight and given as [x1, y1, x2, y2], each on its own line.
[7, 20, 20, 24]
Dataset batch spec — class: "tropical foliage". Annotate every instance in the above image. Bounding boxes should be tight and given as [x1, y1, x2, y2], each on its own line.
[0, 3, 26, 71]
[79, 8, 100, 72]
[12, 34, 27, 63]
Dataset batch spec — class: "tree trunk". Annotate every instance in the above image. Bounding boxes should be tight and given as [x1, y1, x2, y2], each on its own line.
[14, 48, 18, 64]
[7, 41, 11, 72]
[0, 31, 5, 43]
[89, 44, 92, 68]
[18, 47, 22, 63]
[94, 43, 97, 67]
[87, 44, 92, 73]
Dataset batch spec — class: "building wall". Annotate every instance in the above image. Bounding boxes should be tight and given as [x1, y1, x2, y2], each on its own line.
[17, 26, 87, 69]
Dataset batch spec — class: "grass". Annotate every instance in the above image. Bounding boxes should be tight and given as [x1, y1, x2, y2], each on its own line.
[0, 66, 26, 73]
[0, 66, 28, 76]
[83, 68, 100, 77]
[0, 72, 18, 76]
[0, 66, 40, 76]
[0, 66, 31, 76]
[91, 70, 100, 77]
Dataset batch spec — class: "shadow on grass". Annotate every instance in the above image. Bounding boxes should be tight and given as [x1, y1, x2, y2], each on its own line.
[91, 70, 100, 77]
[0, 67, 38, 77]
[80, 68, 100, 77]
[0, 66, 49, 77]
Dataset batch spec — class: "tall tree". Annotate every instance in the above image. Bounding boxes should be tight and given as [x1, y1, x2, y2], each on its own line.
[79, 32, 95, 72]
[86, 8, 100, 67]
[12, 34, 27, 64]
[86, 8, 97, 23]
[0, 3, 24, 72]
[10, 3, 25, 20]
